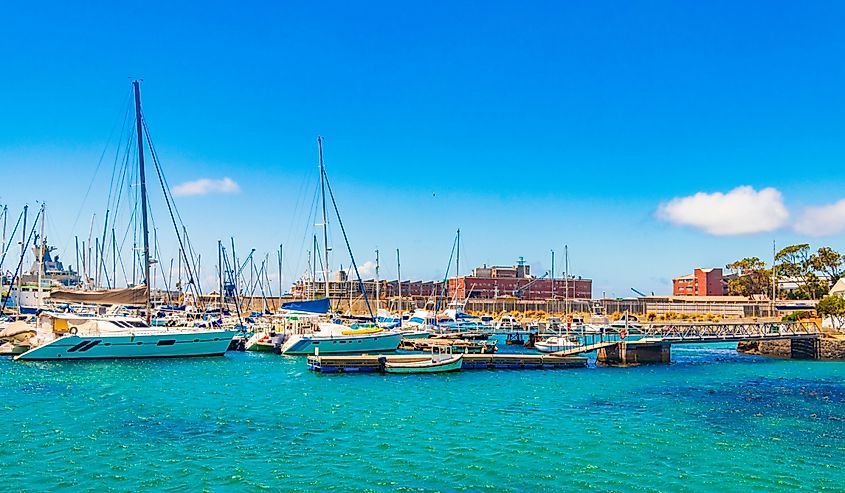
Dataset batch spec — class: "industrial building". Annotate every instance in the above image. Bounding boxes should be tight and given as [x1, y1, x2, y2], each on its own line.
[447, 260, 592, 300]
[672, 268, 727, 296]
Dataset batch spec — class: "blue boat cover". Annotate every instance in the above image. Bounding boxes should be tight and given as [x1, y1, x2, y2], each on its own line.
[281, 297, 330, 314]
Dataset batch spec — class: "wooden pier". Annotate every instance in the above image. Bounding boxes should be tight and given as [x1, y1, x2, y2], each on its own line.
[307, 353, 587, 373]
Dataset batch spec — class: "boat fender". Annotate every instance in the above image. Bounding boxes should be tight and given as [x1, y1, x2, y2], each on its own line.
[69, 327, 78, 336]
[620, 328, 628, 340]
[378, 356, 387, 372]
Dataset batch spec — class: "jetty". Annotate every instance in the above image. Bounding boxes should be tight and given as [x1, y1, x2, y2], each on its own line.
[307, 353, 587, 373]
[552, 321, 822, 364]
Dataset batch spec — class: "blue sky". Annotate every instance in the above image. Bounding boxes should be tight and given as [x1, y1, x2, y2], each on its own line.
[2, 0, 845, 297]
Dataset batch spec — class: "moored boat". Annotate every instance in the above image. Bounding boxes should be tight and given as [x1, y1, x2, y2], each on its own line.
[14, 315, 235, 361]
[280, 322, 403, 355]
[534, 335, 580, 353]
[383, 352, 463, 374]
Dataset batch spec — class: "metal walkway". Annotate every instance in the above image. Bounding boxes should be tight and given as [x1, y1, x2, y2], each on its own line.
[550, 321, 821, 356]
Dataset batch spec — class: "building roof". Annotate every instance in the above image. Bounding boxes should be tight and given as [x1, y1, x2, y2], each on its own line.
[830, 278, 845, 296]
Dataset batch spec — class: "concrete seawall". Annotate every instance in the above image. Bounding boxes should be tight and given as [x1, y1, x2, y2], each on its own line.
[737, 336, 845, 360]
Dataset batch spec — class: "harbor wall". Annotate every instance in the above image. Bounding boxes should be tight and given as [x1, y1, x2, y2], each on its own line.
[736, 337, 845, 360]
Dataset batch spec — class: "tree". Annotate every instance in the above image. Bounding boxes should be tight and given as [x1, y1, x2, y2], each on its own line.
[809, 247, 844, 285]
[775, 244, 826, 299]
[816, 295, 845, 329]
[725, 257, 771, 297]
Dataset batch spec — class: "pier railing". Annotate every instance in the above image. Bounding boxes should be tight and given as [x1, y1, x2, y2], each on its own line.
[633, 320, 821, 343]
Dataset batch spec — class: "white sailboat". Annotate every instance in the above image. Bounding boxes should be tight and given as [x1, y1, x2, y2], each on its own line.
[280, 321, 403, 355]
[281, 137, 401, 355]
[13, 81, 236, 360]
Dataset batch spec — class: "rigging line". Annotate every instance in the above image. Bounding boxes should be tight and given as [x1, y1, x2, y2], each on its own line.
[0, 213, 40, 312]
[139, 119, 201, 286]
[62, 91, 132, 258]
[0, 209, 24, 273]
[221, 246, 243, 326]
[282, 164, 319, 260]
[293, 180, 320, 288]
[434, 232, 459, 320]
[141, 121, 204, 307]
[322, 167, 375, 321]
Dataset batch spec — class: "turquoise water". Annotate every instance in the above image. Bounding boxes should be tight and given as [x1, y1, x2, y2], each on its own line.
[2, 344, 843, 492]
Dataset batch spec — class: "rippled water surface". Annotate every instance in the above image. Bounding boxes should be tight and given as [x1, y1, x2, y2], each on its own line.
[2, 344, 844, 492]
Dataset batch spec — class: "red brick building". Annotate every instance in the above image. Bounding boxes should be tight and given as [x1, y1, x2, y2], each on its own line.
[447, 263, 592, 300]
[672, 268, 727, 296]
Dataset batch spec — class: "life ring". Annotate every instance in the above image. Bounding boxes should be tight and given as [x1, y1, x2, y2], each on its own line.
[619, 328, 628, 340]
[69, 327, 78, 336]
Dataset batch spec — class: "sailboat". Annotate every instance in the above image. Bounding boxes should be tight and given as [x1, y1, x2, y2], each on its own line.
[15, 81, 235, 361]
[280, 137, 402, 355]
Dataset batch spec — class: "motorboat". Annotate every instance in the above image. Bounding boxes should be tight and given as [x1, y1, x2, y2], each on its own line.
[13, 314, 236, 361]
[534, 335, 580, 353]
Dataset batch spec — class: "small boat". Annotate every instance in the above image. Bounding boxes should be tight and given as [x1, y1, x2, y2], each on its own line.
[399, 328, 432, 339]
[534, 335, 579, 353]
[383, 352, 463, 374]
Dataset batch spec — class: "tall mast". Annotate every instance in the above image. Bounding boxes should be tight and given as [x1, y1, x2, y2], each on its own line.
[375, 248, 380, 311]
[1, 205, 6, 262]
[18, 205, 27, 312]
[551, 249, 555, 309]
[455, 229, 460, 303]
[772, 239, 777, 317]
[133, 80, 152, 324]
[318, 136, 330, 299]
[218, 240, 224, 306]
[37, 203, 45, 311]
[564, 245, 569, 316]
[396, 248, 402, 320]
[278, 243, 283, 310]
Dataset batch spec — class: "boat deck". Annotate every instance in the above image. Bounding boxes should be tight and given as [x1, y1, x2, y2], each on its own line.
[307, 353, 588, 373]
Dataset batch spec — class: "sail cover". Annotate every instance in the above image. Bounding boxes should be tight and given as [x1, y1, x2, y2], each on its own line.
[281, 297, 330, 314]
[48, 285, 148, 305]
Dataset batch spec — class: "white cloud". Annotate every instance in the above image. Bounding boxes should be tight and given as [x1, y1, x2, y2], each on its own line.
[657, 186, 788, 235]
[172, 177, 240, 197]
[357, 260, 377, 277]
[794, 199, 845, 236]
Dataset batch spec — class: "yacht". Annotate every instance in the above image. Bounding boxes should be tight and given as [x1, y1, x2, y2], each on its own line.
[14, 313, 235, 360]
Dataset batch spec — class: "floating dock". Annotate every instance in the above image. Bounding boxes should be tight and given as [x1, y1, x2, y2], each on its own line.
[399, 337, 497, 354]
[307, 353, 588, 373]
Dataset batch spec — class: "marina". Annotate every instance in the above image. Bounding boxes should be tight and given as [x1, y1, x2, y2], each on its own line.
[4, 2, 845, 491]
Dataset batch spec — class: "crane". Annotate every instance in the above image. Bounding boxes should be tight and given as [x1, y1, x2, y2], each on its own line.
[513, 272, 549, 298]
[631, 287, 651, 297]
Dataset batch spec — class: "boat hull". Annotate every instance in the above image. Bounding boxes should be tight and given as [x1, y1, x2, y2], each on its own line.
[534, 343, 579, 353]
[14, 330, 236, 361]
[281, 331, 403, 355]
[384, 355, 463, 374]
